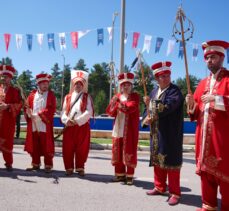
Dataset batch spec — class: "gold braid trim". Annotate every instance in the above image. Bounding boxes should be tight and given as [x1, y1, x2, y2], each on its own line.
[202, 203, 217, 210]
[154, 163, 182, 170]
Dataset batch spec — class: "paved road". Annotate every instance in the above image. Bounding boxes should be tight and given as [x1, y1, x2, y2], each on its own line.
[0, 146, 203, 211]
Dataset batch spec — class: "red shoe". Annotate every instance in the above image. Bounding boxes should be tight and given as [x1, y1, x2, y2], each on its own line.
[168, 195, 180, 206]
[146, 188, 165, 196]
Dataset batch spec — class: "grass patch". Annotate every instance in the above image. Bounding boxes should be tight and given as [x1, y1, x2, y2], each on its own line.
[17, 132, 150, 146]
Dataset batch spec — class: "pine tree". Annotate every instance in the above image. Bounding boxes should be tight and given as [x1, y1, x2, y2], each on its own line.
[17, 70, 35, 97]
[74, 59, 89, 72]
[88, 63, 110, 114]
[50, 63, 62, 110]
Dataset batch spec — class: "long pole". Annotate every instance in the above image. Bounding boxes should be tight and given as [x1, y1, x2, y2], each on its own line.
[179, 10, 191, 94]
[60, 54, 65, 107]
[109, 12, 118, 101]
[119, 0, 125, 74]
[138, 53, 147, 96]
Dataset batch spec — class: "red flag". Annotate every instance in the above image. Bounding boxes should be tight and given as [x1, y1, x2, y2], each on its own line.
[4, 34, 11, 52]
[132, 32, 140, 48]
[71, 32, 78, 48]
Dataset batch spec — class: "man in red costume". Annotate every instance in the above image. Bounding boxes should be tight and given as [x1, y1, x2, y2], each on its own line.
[106, 72, 140, 185]
[0, 65, 22, 171]
[61, 70, 94, 176]
[186, 40, 229, 211]
[25, 73, 56, 173]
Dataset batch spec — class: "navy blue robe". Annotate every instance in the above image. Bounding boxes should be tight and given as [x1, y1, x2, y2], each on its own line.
[142, 83, 184, 169]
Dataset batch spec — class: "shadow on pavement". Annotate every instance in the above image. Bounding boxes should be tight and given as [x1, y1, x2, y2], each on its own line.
[0, 168, 116, 185]
[183, 157, 196, 164]
[180, 193, 202, 208]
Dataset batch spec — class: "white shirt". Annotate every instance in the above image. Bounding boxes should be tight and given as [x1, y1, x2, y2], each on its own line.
[112, 94, 127, 138]
[32, 90, 48, 132]
[61, 91, 93, 126]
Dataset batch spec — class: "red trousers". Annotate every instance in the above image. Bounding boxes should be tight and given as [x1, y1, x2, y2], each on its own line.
[200, 171, 229, 211]
[30, 132, 53, 168]
[112, 138, 135, 177]
[153, 166, 181, 196]
[0, 137, 13, 167]
[62, 123, 90, 171]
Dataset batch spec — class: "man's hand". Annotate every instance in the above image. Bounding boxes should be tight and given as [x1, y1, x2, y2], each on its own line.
[26, 107, 33, 117]
[66, 119, 76, 127]
[185, 94, 195, 108]
[143, 96, 150, 107]
[143, 114, 158, 125]
[201, 94, 215, 104]
[0, 103, 9, 111]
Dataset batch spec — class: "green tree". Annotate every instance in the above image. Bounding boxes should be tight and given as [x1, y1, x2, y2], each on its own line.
[63, 64, 71, 98]
[94, 90, 107, 115]
[88, 63, 110, 115]
[133, 63, 155, 113]
[73, 59, 89, 72]
[50, 63, 62, 110]
[17, 70, 35, 97]
[174, 75, 201, 117]
[0, 57, 13, 66]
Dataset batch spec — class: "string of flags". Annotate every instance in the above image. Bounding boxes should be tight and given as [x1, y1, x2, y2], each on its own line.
[1, 27, 228, 63]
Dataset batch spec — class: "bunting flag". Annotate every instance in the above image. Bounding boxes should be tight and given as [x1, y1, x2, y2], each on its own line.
[26, 34, 33, 51]
[47, 33, 55, 50]
[97, 28, 104, 45]
[227, 48, 229, 64]
[71, 32, 78, 49]
[142, 35, 152, 53]
[166, 39, 175, 56]
[192, 44, 199, 61]
[178, 41, 184, 59]
[155, 37, 163, 53]
[4, 34, 11, 52]
[0, 27, 206, 63]
[59, 32, 66, 50]
[107, 27, 113, 41]
[124, 32, 128, 44]
[15, 34, 23, 50]
[37, 33, 44, 49]
[132, 32, 140, 48]
[78, 30, 90, 39]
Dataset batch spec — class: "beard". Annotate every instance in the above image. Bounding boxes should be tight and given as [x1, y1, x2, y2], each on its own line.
[207, 62, 222, 74]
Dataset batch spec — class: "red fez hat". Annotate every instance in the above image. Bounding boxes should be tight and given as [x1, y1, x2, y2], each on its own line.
[36, 73, 52, 84]
[151, 61, 172, 77]
[0, 65, 16, 78]
[118, 72, 134, 85]
[202, 40, 229, 59]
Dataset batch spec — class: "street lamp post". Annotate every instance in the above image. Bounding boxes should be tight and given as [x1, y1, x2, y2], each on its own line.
[119, 0, 125, 74]
[109, 12, 119, 101]
[60, 54, 65, 108]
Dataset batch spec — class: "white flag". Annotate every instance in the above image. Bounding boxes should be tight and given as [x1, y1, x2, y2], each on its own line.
[59, 32, 66, 50]
[37, 33, 44, 49]
[166, 40, 176, 56]
[142, 35, 152, 53]
[107, 27, 113, 41]
[124, 32, 128, 44]
[78, 30, 90, 39]
[15, 34, 23, 50]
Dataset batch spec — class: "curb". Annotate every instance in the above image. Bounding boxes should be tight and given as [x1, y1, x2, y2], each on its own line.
[14, 139, 195, 152]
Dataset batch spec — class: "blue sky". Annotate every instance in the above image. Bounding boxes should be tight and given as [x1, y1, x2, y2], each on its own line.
[0, 0, 228, 81]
